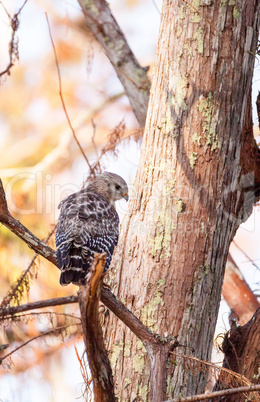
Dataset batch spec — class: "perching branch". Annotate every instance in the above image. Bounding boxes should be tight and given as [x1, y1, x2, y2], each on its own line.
[78, 254, 116, 401]
[77, 0, 150, 126]
[0, 179, 57, 266]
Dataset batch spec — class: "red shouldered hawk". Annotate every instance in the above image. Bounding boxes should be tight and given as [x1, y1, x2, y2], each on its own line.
[55, 172, 129, 285]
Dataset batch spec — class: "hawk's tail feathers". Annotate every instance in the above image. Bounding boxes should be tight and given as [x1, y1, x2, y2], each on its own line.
[59, 246, 93, 285]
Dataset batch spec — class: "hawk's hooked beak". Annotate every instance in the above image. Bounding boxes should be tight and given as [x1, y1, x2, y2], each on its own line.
[123, 193, 129, 202]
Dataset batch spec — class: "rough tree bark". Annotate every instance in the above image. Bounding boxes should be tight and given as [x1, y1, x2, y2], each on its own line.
[104, 1, 260, 400]
[213, 308, 260, 402]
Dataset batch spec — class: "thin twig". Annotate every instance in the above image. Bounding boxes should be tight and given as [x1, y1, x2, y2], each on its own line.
[0, 0, 29, 77]
[45, 13, 95, 175]
[1, 226, 56, 309]
[18, 311, 81, 321]
[170, 384, 260, 401]
[74, 344, 92, 385]
[0, 92, 125, 192]
[0, 253, 38, 308]
[233, 240, 260, 271]
[0, 323, 81, 364]
[170, 352, 252, 387]
[152, 0, 161, 15]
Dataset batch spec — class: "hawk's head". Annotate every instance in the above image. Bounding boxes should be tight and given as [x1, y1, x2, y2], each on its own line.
[87, 172, 129, 204]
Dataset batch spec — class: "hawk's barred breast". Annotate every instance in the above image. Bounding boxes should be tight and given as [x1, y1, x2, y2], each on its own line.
[55, 172, 128, 285]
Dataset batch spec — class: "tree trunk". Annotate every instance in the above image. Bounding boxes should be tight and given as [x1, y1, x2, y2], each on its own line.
[105, 1, 260, 400]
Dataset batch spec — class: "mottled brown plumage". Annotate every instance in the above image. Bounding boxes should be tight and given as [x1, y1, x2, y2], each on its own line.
[55, 172, 128, 285]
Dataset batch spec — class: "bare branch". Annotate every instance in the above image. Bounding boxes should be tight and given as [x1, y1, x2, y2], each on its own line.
[0, 295, 78, 318]
[222, 253, 260, 325]
[101, 286, 157, 346]
[77, 0, 150, 126]
[170, 384, 260, 401]
[1, 284, 164, 351]
[101, 286, 178, 401]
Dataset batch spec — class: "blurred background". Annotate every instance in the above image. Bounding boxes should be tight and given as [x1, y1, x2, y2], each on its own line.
[0, 0, 259, 401]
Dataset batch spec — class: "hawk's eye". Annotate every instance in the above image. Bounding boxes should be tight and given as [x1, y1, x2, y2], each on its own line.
[115, 184, 121, 190]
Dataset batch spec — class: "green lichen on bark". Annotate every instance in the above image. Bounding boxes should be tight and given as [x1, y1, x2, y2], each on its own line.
[197, 92, 221, 151]
[176, 26, 183, 38]
[110, 341, 124, 369]
[179, 5, 186, 19]
[123, 342, 132, 357]
[171, 74, 188, 110]
[81, 0, 98, 13]
[233, 6, 241, 19]
[157, 278, 166, 288]
[191, 12, 202, 23]
[138, 384, 149, 401]
[167, 374, 174, 396]
[192, 0, 204, 6]
[183, 44, 193, 57]
[133, 354, 145, 374]
[141, 281, 166, 330]
[176, 198, 184, 212]
[149, 232, 164, 258]
[194, 27, 204, 54]
[149, 210, 176, 258]
[189, 152, 198, 169]
[160, 107, 178, 137]
[192, 131, 202, 145]
[137, 340, 146, 353]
